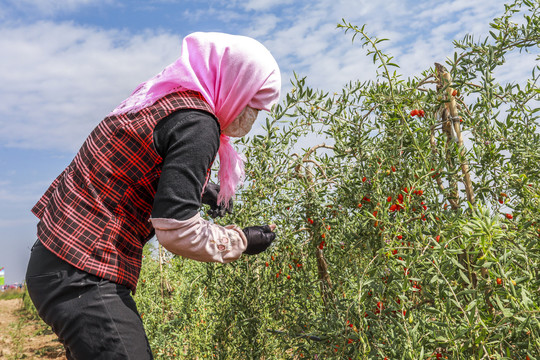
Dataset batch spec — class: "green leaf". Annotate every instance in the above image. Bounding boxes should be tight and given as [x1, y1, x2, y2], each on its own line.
[449, 256, 466, 270]
[458, 270, 471, 284]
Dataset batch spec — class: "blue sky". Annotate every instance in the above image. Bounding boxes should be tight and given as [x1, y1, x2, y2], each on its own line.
[1, 0, 530, 284]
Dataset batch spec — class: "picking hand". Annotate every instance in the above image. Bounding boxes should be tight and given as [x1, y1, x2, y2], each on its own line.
[201, 183, 233, 218]
[243, 224, 277, 255]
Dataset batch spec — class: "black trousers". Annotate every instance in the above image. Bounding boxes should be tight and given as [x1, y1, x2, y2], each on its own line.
[25, 240, 153, 360]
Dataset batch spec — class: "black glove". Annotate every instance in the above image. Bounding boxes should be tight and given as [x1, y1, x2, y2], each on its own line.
[243, 225, 276, 255]
[201, 183, 233, 218]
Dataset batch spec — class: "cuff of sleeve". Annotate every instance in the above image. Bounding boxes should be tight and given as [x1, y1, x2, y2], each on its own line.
[151, 213, 247, 263]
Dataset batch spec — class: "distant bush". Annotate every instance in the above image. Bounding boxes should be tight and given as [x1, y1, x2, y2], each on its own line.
[0, 289, 24, 301]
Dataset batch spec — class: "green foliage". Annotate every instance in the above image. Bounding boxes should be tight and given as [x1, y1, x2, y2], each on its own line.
[0, 289, 24, 301]
[136, 1, 539, 358]
[19, 288, 45, 323]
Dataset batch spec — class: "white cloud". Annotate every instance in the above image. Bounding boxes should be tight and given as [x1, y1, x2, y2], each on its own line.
[0, 0, 534, 155]
[494, 51, 540, 86]
[0, 22, 181, 151]
[416, 0, 502, 24]
[0, 177, 57, 205]
[181, 4, 247, 26]
[3, 0, 112, 18]
[242, 0, 295, 11]
[244, 14, 280, 38]
[0, 218, 37, 228]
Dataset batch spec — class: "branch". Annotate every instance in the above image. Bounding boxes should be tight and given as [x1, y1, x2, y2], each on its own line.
[435, 63, 476, 205]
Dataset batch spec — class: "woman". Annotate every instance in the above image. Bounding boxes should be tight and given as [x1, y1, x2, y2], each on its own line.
[25, 32, 281, 359]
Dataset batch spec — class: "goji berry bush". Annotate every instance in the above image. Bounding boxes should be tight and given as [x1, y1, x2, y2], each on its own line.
[136, 1, 539, 358]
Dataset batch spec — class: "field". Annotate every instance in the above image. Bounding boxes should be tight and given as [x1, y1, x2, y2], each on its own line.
[0, 291, 64, 359]
[3, 1, 539, 359]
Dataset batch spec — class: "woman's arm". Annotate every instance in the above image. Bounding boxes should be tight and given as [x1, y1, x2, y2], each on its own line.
[151, 109, 248, 261]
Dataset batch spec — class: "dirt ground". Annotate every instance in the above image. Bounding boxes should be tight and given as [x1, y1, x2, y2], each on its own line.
[0, 298, 65, 359]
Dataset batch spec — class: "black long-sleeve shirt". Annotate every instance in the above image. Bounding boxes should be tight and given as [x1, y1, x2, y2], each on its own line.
[151, 109, 220, 221]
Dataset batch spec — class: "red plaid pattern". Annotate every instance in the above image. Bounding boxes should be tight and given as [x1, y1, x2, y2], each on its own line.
[32, 91, 215, 292]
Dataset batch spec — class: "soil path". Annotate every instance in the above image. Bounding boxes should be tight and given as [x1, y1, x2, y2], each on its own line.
[0, 298, 65, 359]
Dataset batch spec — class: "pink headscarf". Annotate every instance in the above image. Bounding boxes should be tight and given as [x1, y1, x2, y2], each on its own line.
[110, 32, 281, 206]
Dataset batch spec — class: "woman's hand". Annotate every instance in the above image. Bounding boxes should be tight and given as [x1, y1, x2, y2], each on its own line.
[201, 183, 233, 218]
[242, 224, 277, 255]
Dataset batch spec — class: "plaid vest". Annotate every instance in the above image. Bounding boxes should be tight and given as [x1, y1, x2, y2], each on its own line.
[32, 91, 215, 292]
